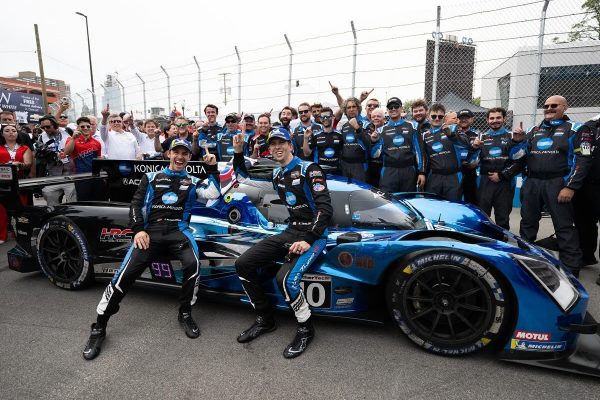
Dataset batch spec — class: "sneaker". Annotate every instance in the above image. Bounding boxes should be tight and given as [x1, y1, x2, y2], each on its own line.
[82, 323, 106, 361]
[283, 325, 315, 359]
[178, 312, 200, 339]
[237, 316, 276, 343]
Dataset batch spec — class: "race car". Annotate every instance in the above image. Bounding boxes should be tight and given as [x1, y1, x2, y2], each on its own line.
[1, 159, 599, 377]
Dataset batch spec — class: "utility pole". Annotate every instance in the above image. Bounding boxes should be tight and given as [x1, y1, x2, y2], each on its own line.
[34, 24, 49, 113]
[160, 65, 171, 112]
[219, 72, 231, 106]
[193, 56, 201, 116]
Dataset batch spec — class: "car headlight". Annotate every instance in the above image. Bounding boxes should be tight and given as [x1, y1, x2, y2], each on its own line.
[511, 253, 579, 312]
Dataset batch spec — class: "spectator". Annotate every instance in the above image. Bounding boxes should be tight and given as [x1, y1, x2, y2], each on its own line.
[289, 107, 300, 131]
[1, 111, 35, 177]
[303, 106, 343, 174]
[160, 123, 177, 144]
[365, 98, 380, 122]
[511, 95, 593, 276]
[456, 109, 479, 204]
[278, 107, 294, 132]
[365, 107, 386, 187]
[87, 115, 106, 158]
[64, 117, 102, 201]
[248, 113, 272, 159]
[370, 97, 425, 193]
[138, 119, 161, 159]
[157, 116, 196, 159]
[411, 99, 430, 134]
[422, 103, 473, 201]
[37, 115, 76, 205]
[292, 102, 323, 161]
[99, 106, 141, 160]
[339, 97, 370, 182]
[54, 99, 70, 131]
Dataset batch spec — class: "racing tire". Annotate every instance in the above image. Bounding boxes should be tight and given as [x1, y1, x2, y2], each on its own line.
[386, 250, 509, 356]
[35, 217, 94, 290]
[227, 207, 241, 224]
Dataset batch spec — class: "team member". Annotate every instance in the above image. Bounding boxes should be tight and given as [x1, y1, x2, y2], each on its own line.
[411, 99, 430, 134]
[340, 97, 370, 182]
[192, 104, 222, 158]
[456, 109, 479, 204]
[278, 107, 294, 131]
[293, 102, 323, 161]
[248, 113, 272, 159]
[311, 103, 322, 124]
[216, 113, 245, 162]
[82, 139, 220, 360]
[370, 97, 425, 193]
[476, 108, 519, 230]
[303, 107, 343, 174]
[64, 117, 102, 201]
[365, 108, 386, 187]
[158, 116, 195, 159]
[511, 95, 593, 276]
[422, 104, 473, 201]
[232, 128, 332, 358]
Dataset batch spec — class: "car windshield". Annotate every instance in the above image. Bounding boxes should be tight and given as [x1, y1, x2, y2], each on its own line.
[349, 190, 426, 230]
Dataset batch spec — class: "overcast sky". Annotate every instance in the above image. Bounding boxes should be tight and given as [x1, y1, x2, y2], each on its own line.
[1, 0, 583, 118]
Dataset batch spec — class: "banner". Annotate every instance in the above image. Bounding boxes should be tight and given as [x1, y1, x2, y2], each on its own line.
[0, 89, 45, 123]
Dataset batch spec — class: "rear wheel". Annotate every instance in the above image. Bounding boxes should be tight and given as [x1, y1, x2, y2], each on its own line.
[36, 217, 94, 290]
[387, 251, 509, 355]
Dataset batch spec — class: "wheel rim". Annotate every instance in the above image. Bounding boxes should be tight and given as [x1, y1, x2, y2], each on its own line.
[402, 265, 493, 345]
[39, 227, 83, 284]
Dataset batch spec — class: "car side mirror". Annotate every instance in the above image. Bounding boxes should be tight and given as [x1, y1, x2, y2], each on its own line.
[336, 232, 362, 245]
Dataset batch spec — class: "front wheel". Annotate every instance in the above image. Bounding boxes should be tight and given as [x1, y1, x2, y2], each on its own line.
[387, 251, 509, 355]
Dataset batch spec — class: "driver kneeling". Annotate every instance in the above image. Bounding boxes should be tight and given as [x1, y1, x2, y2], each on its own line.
[82, 139, 220, 360]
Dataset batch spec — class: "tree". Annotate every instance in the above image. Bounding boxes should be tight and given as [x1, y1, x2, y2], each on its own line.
[553, 0, 600, 43]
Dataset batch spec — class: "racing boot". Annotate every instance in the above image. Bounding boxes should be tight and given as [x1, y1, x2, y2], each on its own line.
[283, 321, 315, 359]
[82, 323, 106, 361]
[237, 315, 277, 343]
[178, 310, 200, 339]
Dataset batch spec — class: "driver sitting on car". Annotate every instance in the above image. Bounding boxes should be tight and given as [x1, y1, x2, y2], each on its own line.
[82, 139, 220, 361]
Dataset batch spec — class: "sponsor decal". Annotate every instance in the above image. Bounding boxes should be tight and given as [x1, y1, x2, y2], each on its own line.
[224, 193, 233, 203]
[179, 185, 189, 191]
[285, 192, 297, 205]
[336, 298, 354, 306]
[312, 183, 325, 192]
[17, 230, 27, 236]
[100, 228, 134, 243]
[488, 147, 502, 157]
[309, 170, 322, 178]
[162, 191, 178, 204]
[513, 330, 551, 341]
[338, 252, 353, 267]
[290, 171, 300, 179]
[536, 137, 553, 150]
[181, 179, 192, 185]
[460, 149, 469, 159]
[118, 162, 132, 176]
[292, 178, 301, 185]
[122, 178, 141, 186]
[0, 165, 13, 180]
[324, 147, 335, 158]
[355, 256, 375, 269]
[392, 135, 405, 146]
[102, 268, 118, 274]
[17, 216, 29, 224]
[334, 286, 353, 294]
[155, 184, 170, 188]
[510, 340, 566, 352]
[226, 146, 234, 155]
[345, 133, 355, 143]
[431, 142, 444, 152]
[351, 212, 360, 220]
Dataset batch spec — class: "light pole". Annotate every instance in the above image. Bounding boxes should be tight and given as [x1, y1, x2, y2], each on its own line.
[75, 12, 97, 116]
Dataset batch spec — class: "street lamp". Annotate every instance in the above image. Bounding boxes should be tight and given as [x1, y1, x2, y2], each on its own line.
[75, 11, 97, 116]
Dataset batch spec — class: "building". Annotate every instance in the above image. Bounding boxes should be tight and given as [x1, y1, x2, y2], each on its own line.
[101, 74, 122, 112]
[424, 38, 476, 105]
[0, 71, 71, 110]
[480, 41, 600, 128]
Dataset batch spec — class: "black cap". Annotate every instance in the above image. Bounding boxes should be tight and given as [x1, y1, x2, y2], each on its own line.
[243, 114, 255, 121]
[225, 113, 238, 122]
[386, 97, 402, 107]
[457, 109, 474, 118]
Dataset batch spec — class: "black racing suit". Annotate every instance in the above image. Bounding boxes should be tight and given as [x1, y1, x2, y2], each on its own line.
[423, 125, 473, 201]
[216, 130, 245, 162]
[475, 127, 519, 230]
[307, 128, 343, 174]
[509, 116, 593, 270]
[370, 118, 425, 193]
[96, 168, 221, 320]
[460, 128, 479, 204]
[293, 122, 323, 161]
[195, 123, 223, 157]
[340, 115, 370, 182]
[573, 119, 600, 264]
[233, 152, 333, 323]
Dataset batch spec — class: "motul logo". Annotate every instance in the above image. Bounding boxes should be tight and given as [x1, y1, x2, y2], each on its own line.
[514, 330, 551, 341]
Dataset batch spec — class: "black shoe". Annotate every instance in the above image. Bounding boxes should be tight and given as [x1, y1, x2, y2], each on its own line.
[596, 275, 600, 286]
[582, 257, 598, 267]
[178, 312, 200, 339]
[237, 316, 276, 343]
[83, 323, 106, 361]
[571, 268, 580, 278]
[283, 325, 315, 359]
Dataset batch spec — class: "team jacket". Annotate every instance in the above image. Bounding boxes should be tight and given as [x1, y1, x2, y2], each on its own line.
[509, 116, 593, 190]
[197, 123, 223, 157]
[130, 168, 220, 234]
[340, 115, 371, 163]
[370, 119, 425, 173]
[293, 122, 323, 161]
[247, 133, 271, 159]
[476, 127, 519, 179]
[309, 129, 343, 169]
[216, 130, 245, 162]
[583, 119, 600, 184]
[233, 152, 332, 244]
[423, 125, 473, 174]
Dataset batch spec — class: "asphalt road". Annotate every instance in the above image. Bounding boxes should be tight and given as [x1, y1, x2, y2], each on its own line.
[1, 210, 599, 400]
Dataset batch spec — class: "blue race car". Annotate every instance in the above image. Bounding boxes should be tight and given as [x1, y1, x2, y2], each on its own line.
[2, 159, 599, 377]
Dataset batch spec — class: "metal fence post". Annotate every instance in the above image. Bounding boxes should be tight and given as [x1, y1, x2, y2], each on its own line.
[193, 56, 201, 116]
[351, 21, 357, 97]
[432, 6, 441, 103]
[160, 65, 171, 113]
[235, 46, 241, 114]
[136, 73, 147, 119]
[531, 0, 551, 125]
[115, 77, 126, 111]
[284, 34, 293, 106]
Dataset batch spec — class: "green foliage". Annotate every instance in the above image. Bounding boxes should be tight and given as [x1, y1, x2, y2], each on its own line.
[553, 0, 600, 43]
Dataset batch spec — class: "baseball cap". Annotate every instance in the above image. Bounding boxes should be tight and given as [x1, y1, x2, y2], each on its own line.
[457, 109, 474, 118]
[243, 114, 255, 121]
[169, 138, 192, 152]
[267, 128, 292, 144]
[225, 113, 238, 122]
[386, 97, 402, 107]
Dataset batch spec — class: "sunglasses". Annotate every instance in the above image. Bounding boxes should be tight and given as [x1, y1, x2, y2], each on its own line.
[225, 120, 237, 123]
[109, 120, 122, 123]
[543, 104, 562, 109]
[430, 114, 444, 120]
[59, 115, 68, 119]
[387, 104, 401, 110]
[298, 110, 310, 115]
[321, 115, 333, 119]
[79, 125, 91, 129]
[175, 123, 188, 127]
[367, 104, 379, 108]
[40, 125, 53, 129]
